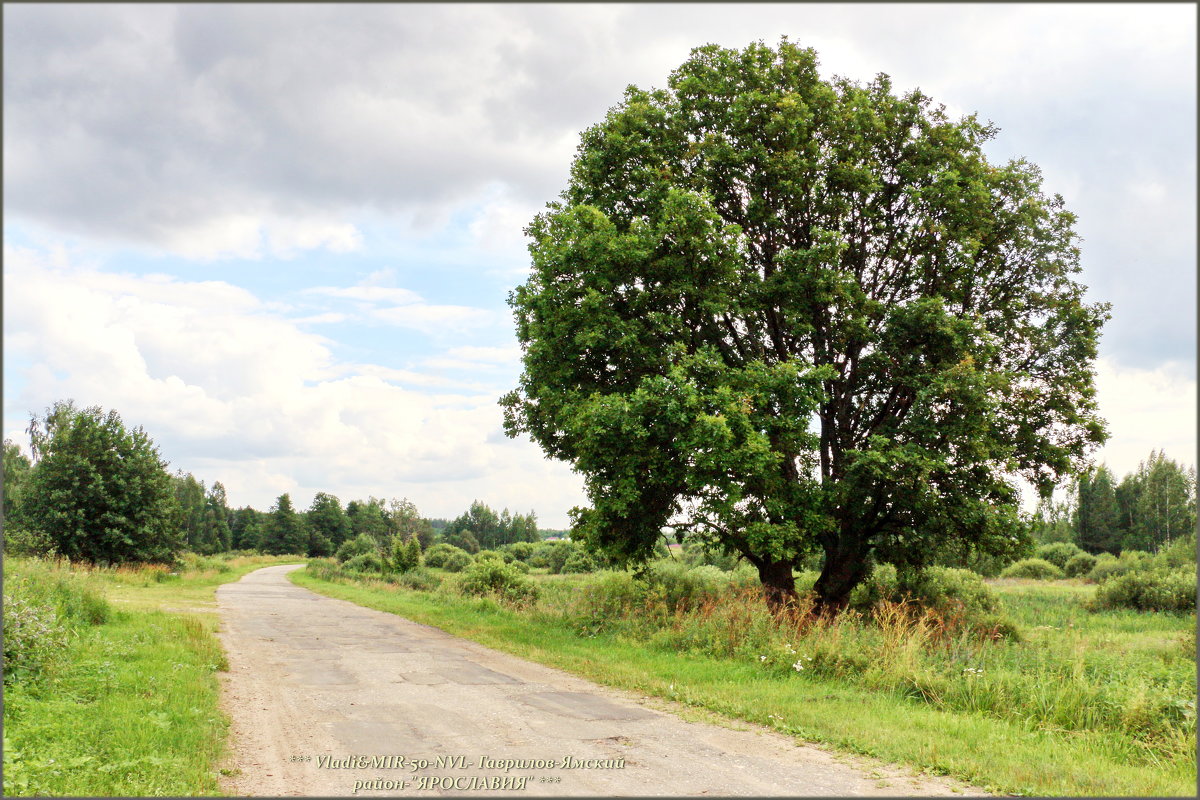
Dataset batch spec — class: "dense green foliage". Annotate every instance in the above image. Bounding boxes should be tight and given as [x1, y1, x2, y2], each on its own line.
[258, 493, 307, 555]
[1033, 541, 1084, 569]
[423, 542, 471, 569]
[457, 559, 539, 603]
[3, 438, 33, 525]
[442, 500, 539, 551]
[1091, 569, 1196, 613]
[1025, 452, 1197, 561]
[391, 535, 423, 573]
[20, 402, 182, 564]
[307, 492, 351, 554]
[503, 39, 1108, 612]
[3, 559, 111, 683]
[1063, 551, 1097, 578]
[1000, 558, 1064, 580]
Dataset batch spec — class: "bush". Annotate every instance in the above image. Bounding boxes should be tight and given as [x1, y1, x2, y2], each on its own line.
[1001, 558, 1064, 580]
[2, 559, 111, 684]
[1091, 569, 1196, 613]
[394, 567, 442, 592]
[542, 541, 578, 574]
[3, 594, 66, 683]
[343, 551, 386, 574]
[335, 533, 379, 564]
[390, 536, 422, 573]
[1063, 552, 1098, 578]
[1035, 542, 1084, 570]
[792, 569, 820, 596]
[475, 549, 514, 564]
[2, 523, 55, 558]
[457, 559, 539, 604]
[441, 550, 474, 573]
[501, 542, 537, 563]
[1087, 550, 1152, 584]
[561, 550, 597, 574]
[424, 542, 468, 568]
[680, 543, 741, 571]
[562, 570, 653, 634]
[304, 557, 342, 581]
[1153, 534, 1196, 571]
[642, 561, 729, 612]
[848, 563, 901, 611]
[848, 564, 1013, 638]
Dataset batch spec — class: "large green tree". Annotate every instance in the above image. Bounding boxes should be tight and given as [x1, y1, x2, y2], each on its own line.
[444, 500, 504, 550]
[1075, 465, 1121, 554]
[502, 40, 1108, 612]
[260, 493, 307, 555]
[307, 492, 352, 551]
[1119, 451, 1196, 552]
[346, 498, 391, 545]
[21, 401, 182, 563]
[202, 481, 232, 554]
[230, 506, 265, 551]
[385, 497, 437, 550]
[172, 471, 209, 552]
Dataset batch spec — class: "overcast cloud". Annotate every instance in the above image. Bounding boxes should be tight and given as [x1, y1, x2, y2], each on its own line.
[4, 4, 1195, 524]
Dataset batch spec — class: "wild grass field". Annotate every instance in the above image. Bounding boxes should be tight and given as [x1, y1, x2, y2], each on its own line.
[2, 553, 304, 797]
[293, 560, 1197, 797]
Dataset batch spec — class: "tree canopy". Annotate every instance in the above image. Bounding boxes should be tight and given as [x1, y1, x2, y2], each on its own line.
[502, 39, 1108, 612]
[21, 400, 181, 564]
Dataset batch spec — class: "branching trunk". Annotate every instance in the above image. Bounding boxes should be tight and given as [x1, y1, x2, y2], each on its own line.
[756, 559, 799, 614]
[812, 541, 871, 617]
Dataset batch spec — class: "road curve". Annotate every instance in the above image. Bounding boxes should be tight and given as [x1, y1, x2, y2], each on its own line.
[216, 564, 983, 796]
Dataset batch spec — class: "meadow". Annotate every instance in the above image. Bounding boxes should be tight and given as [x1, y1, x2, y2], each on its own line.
[2, 553, 304, 797]
[294, 559, 1197, 797]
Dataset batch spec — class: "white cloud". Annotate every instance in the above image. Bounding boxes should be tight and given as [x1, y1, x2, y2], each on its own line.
[2, 243, 584, 525]
[1092, 358, 1197, 477]
[306, 285, 423, 305]
[305, 280, 493, 335]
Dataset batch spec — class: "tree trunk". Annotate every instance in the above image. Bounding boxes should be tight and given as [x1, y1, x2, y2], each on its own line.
[756, 559, 799, 614]
[812, 542, 870, 617]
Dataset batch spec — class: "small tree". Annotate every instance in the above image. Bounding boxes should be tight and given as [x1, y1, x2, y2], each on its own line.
[22, 401, 182, 563]
[391, 534, 423, 574]
[3, 439, 32, 525]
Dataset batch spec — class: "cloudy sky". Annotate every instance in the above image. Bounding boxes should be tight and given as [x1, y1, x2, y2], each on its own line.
[4, 3, 1195, 527]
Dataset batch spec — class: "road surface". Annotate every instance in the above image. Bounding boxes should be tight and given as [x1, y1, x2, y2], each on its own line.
[216, 565, 985, 796]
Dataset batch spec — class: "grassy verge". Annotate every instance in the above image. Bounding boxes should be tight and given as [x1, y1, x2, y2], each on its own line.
[291, 568, 1196, 797]
[3, 554, 303, 796]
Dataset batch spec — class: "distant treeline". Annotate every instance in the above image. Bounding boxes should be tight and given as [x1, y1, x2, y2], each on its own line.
[2, 400, 545, 564]
[1027, 451, 1196, 554]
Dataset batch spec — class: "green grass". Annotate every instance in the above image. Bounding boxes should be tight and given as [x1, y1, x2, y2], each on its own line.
[3, 554, 303, 796]
[292, 567, 1196, 797]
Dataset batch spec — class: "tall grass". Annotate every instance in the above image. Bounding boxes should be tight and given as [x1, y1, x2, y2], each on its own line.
[3, 553, 303, 796]
[304, 560, 1196, 767]
[294, 565, 1196, 796]
[534, 571, 1195, 759]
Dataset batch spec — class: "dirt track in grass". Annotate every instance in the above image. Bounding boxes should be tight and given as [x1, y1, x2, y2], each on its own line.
[216, 564, 987, 797]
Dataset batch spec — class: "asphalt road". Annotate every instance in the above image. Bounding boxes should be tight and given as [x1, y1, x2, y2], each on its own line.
[215, 564, 984, 797]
